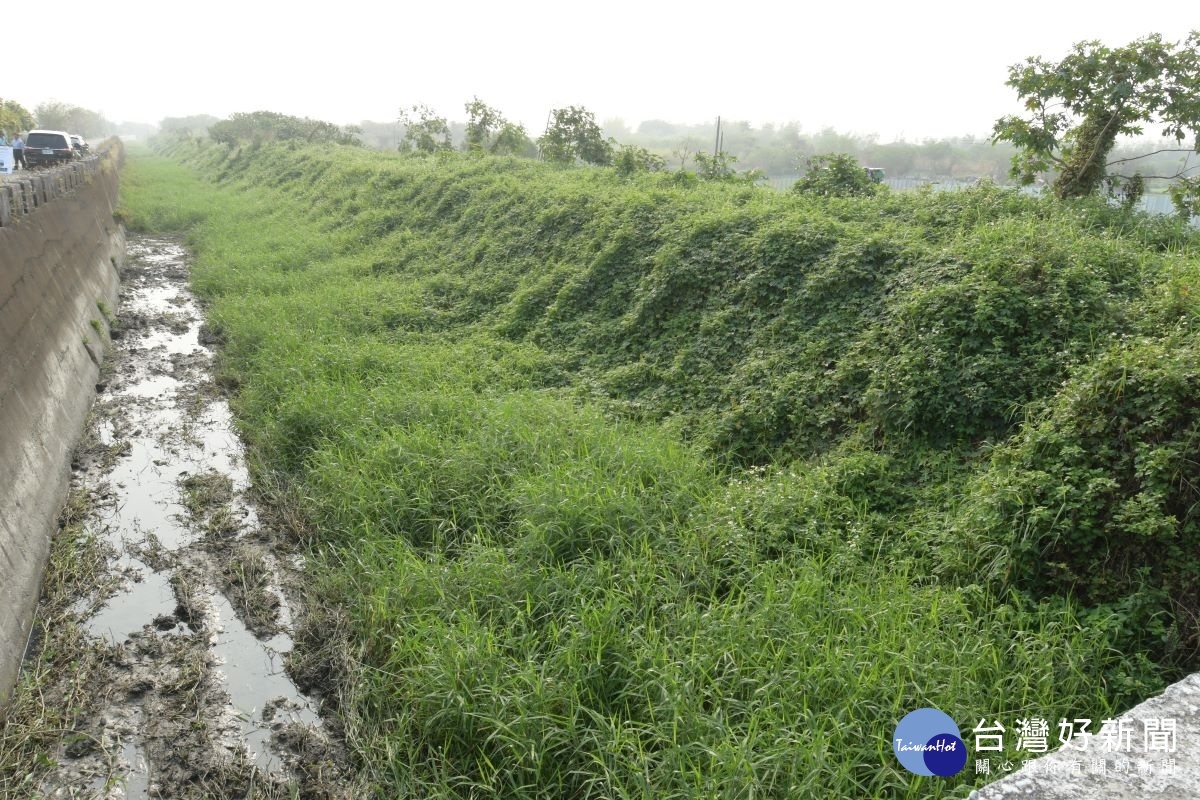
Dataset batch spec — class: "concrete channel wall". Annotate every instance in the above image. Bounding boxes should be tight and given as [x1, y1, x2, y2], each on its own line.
[974, 674, 1200, 798]
[0, 143, 125, 700]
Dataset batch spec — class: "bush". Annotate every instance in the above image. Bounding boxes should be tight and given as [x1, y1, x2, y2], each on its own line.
[791, 153, 881, 197]
[948, 335, 1200, 666]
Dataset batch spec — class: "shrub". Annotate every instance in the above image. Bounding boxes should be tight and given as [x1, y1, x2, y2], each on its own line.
[948, 335, 1200, 666]
[792, 153, 881, 198]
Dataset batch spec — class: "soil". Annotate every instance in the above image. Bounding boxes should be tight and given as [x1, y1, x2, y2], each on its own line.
[21, 236, 358, 799]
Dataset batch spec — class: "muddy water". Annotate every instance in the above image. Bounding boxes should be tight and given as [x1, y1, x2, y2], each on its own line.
[37, 236, 351, 799]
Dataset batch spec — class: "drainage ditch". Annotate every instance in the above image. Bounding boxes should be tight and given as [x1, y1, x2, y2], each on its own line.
[25, 235, 353, 799]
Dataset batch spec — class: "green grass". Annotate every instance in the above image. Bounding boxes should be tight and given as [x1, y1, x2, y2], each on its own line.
[114, 139, 1200, 798]
[0, 489, 116, 797]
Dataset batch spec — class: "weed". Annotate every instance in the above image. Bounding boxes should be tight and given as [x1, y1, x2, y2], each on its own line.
[0, 489, 116, 796]
[179, 470, 234, 518]
[219, 545, 281, 637]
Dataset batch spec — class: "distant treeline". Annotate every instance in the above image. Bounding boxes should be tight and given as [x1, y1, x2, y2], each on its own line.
[161, 107, 1197, 189]
[352, 116, 1020, 180]
[0, 99, 118, 139]
[352, 116, 1195, 186]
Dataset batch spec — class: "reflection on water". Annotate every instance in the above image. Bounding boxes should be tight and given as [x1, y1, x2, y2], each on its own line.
[79, 236, 324, 791]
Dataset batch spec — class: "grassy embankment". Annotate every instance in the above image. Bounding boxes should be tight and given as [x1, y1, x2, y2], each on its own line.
[117, 138, 1200, 798]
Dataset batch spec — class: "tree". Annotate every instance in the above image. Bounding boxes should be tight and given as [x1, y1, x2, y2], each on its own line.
[463, 96, 503, 151]
[160, 114, 221, 136]
[208, 111, 360, 146]
[613, 144, 666, 176]
[790, 154, 880, 197]
[671, 137, 700, 170]
[398, 104, 452, 153]
[539, 106, 612, 166]
[692, 150, 762, 184]
[34, 101, 109, 137]
[462, 97, 532, 155]
[993, 32, 1200, 204]
[0, 99, 34, 135]
[491, 122, 534, 157]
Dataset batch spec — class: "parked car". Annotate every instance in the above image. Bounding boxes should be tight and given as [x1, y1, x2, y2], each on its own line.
[24, 130, 74, 167]
[69, 134, 90, 155]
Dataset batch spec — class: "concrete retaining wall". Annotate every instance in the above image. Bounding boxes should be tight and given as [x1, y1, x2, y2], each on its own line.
[0, 143, 125, 700]
[974, 675, 1200, 798]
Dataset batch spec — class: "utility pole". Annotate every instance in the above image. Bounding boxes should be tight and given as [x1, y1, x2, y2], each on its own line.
[713, 116, 722, 158]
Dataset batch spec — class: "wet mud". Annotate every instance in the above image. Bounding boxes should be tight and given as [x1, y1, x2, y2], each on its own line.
[23, 236, 354, 799]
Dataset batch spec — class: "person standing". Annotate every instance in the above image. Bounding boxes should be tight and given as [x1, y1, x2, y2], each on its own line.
[11, 134, 24, 169]
[0, 132, 7, 146]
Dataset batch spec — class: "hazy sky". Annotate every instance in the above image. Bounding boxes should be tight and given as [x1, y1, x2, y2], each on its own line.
[7, 1, 1196, 141]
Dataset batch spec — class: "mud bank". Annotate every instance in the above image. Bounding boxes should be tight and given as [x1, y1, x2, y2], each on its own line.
[0, 145, 125, 699]
[17, 236, 353, 799]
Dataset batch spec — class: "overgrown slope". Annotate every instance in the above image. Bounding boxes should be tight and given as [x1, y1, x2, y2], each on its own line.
[119, 138, 1200, 798]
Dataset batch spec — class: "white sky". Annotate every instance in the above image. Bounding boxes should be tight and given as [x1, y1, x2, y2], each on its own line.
[6, 1, 1196, 141]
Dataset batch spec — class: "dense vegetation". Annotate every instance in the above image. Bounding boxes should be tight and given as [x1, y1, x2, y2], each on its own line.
[119, 137, 1200, 798]
[0, 98, 34, 135]
[207, 111, 363, 147]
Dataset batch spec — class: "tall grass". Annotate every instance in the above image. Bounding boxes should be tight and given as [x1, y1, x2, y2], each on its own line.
[115, 140, 1199, 798]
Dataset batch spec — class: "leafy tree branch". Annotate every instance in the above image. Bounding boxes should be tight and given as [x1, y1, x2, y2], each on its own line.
[398, 104, 452, 153]
[539, 106, 612, 166]
[993, 31, 1200, 210]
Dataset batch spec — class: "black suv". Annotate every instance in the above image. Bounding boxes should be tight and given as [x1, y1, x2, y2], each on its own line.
[24, 130, 75, 167]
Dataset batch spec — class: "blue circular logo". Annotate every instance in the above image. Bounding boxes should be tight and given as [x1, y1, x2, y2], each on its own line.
[893, 708, 967, 777]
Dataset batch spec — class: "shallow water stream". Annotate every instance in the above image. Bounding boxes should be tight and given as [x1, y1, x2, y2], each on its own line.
[31, 235, 350, 799]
